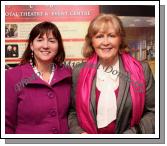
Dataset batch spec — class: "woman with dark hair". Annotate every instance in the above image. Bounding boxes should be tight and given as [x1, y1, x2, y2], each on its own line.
[68, 14, 155, 134]
[5, 21, 72, 134]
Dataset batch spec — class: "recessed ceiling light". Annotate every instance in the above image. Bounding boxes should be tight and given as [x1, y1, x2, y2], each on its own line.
[129, 24, 136, 27]
[134, 19, 141, 22]
[146, 19, 154, 23]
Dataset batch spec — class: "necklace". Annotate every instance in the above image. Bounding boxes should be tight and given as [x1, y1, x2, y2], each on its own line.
[31, 63, 55, 84]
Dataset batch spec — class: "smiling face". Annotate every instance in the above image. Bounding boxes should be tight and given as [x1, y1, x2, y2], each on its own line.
[30, 32, 58, 65]
[92, 22, 121, 65]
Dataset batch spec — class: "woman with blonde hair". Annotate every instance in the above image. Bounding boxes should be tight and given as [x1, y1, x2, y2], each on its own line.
[68, 14, 155, 134]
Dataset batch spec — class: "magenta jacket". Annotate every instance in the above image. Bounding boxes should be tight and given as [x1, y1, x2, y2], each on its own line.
[5, 63, 72, 134]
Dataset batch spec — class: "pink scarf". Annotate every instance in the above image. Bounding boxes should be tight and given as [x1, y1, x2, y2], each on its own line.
[76, 53, 145, 133]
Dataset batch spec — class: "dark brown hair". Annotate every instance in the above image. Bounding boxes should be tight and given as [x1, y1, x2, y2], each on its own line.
[21, 21, 65, 65]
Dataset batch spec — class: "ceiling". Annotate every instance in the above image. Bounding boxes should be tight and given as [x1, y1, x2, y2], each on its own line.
[119, 16, 155, 27]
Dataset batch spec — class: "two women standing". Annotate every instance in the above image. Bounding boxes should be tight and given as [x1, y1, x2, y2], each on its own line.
[5, 14, 155, 134]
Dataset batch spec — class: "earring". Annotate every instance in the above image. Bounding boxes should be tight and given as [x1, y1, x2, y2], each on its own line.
[31, 50, 34, 58]
[30, 50, 34, 67]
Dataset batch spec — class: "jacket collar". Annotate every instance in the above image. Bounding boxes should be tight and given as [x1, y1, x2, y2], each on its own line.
[116, 56, 130, 118]
[50, 65, 72, 85]
[20, 63, 71, 86]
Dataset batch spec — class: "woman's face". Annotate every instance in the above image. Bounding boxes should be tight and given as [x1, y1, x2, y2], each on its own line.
[7, 45, 12, 51]
[13, 46, 17, 51]
[92, 22, 121, 64]
[30, 32, 58, 65]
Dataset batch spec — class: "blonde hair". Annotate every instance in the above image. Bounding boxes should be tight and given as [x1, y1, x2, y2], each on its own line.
[82, 14, 129, 58]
